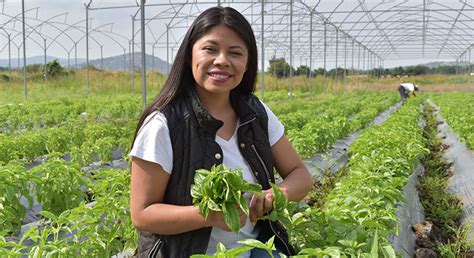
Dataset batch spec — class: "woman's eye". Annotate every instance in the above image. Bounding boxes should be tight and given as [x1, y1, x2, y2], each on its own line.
[204, 47, 215, 52]
[230, 52, 242, 56]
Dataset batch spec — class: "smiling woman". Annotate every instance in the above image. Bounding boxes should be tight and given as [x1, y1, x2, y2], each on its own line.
[128, 5, 312, 258]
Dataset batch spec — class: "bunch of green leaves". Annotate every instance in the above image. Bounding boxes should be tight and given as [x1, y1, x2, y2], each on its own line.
[191, 164, 262, 233]
[260, 183, 294, 227]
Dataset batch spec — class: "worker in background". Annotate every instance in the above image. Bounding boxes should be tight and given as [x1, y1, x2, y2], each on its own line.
[398, 83, 419, 101]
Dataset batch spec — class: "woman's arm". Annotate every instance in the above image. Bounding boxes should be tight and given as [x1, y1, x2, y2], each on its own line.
[249, 135, 313, 223]
[130, 157, 245, 234]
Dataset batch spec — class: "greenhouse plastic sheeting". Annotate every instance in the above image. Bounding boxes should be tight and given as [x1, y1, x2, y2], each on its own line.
[390, 164, 425, 258]
[434, 105, 474, 250]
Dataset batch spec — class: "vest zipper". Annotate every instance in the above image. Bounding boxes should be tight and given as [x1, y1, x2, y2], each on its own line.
[148, 239, 163, 258]
[251, 144, 272, 184]
[238, 116, 256, 128]
[269, 220, 292, 255]
[239, 116, 292, 254]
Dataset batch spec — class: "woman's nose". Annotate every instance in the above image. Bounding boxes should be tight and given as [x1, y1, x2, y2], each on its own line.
[214, 52, 230, 66]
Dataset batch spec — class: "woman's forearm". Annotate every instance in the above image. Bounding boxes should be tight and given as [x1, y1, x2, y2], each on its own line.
[278, 165, 313, 202]
[133, 204, 208, 235]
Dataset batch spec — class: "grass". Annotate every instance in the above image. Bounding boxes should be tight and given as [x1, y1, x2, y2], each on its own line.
[1, 68, 472, 105]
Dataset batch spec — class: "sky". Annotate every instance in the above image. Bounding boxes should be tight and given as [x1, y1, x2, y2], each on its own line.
[0, 0, 470, 69]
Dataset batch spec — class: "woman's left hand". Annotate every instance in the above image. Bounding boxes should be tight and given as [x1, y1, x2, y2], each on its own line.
[249, 189, 274, 225]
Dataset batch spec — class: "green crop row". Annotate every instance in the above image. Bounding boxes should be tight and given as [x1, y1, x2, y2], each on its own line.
[286, 97, 428, 257]
[429, 93, 474, 150]
[0, 95, 141, 134]
[0, 119, 134, 165]
[1, 167, 135, 257]
[277, 93, 398, 157]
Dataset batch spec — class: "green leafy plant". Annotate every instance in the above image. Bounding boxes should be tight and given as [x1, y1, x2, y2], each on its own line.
[190, 236, 276, 258]
[191, 164, 262, 233]
[260, 183, 293, 227]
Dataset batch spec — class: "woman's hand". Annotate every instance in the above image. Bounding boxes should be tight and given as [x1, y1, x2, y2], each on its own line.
[249, 189, 275, 225]
[205, 209, 247, 231]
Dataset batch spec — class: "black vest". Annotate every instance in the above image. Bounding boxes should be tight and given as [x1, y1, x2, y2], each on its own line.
[136, 89, 295, 258]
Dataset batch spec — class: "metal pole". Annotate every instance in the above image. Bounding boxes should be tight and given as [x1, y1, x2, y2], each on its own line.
[22, 0, 27, 99]
[335, 28, 339, 93]
[140, 0, 147, 110]
[351, 39, 354, 78]
[131, 16, 136, 94]
[17, 47, 20, 77]
[469, 47, 472, 76]
[357, 44, 361, 75]
[44, 38, 47, 80]
[123, 48, 127, 72]
[8, 34, 11, 81]
[343, 35, 347, 93]
[309, 12, 313, 93]
[260, 0, 265, 100]
[289, 0, 293, 97]
[166, 24, 170, 74]
[100, 45, 104, 81]
[85, 2, 91, 96]
[323, 22, 327, 93]
[75, 42, 78, 69]
[362, 47, 366, 73]
[67, 52, 70, 70]
[152, 45, 155, 75]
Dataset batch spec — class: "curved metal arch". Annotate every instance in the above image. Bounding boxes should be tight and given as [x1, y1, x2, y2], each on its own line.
[337, 0, 472, 59]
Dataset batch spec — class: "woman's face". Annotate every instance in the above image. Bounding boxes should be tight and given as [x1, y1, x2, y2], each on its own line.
[191, 25, 248, 95]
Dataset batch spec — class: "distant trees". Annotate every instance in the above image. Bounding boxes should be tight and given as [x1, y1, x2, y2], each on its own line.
[268, 56, 293, 78]
[266, 56, 472, 79]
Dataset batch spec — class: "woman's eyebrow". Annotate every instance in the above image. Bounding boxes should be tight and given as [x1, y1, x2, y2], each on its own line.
[202, 39, 245, 50]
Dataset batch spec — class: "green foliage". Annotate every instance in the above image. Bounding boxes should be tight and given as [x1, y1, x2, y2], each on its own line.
[45, 59, 65, 78]
[191, 165, 262, 233]
[268, 56, 294, 78]
[430, 93, 474, 150]
[295, 65, 311, 77]
[260, 183, 294, 227]
[29, 156, 89, 215]
[286, 97, 426, 257]
[0, 161, 34, 236]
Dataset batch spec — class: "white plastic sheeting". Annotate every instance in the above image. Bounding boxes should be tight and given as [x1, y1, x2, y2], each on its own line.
[390, 164, 425, 258]
[431, 101, 474, 250]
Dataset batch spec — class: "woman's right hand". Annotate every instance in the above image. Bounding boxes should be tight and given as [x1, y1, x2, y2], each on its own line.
[204, 209, 247, 231]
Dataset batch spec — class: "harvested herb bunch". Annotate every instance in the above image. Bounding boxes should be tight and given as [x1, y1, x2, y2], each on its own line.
[191, 164, 262, 233]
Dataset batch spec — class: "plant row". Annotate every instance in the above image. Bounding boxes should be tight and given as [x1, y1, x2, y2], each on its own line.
[429, 92, 474, 150]
[1, 164, 136, 257]
[285, 97, 428, 257]
[0, 95, 142, 134]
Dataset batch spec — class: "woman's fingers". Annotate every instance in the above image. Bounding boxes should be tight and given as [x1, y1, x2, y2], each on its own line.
[249, 190, 274, 224]
[206, 208, 248, 232]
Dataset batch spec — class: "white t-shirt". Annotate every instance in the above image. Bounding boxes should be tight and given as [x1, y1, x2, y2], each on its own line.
[400, 83, 416, 92]
[129, 100, 284, 257]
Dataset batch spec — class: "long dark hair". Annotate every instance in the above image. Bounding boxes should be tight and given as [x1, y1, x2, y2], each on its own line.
[131, 6, 258, 147]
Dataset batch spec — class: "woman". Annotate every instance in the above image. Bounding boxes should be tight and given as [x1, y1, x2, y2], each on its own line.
[129, 6, 312, 258]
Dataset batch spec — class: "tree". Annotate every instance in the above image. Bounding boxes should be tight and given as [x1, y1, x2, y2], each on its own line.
[268, 56, 293, 78]
[45, 59, 65, 77]
[391, 66, 405, 77]
[295, 65, 311, 77]
[313, 68, 325, 76]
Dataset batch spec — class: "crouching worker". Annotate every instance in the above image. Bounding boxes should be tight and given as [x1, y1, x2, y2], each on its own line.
[398, 83, 419, 101]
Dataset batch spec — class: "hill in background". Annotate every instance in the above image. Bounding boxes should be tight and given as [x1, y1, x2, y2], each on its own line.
[0, 52, 171, 74]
